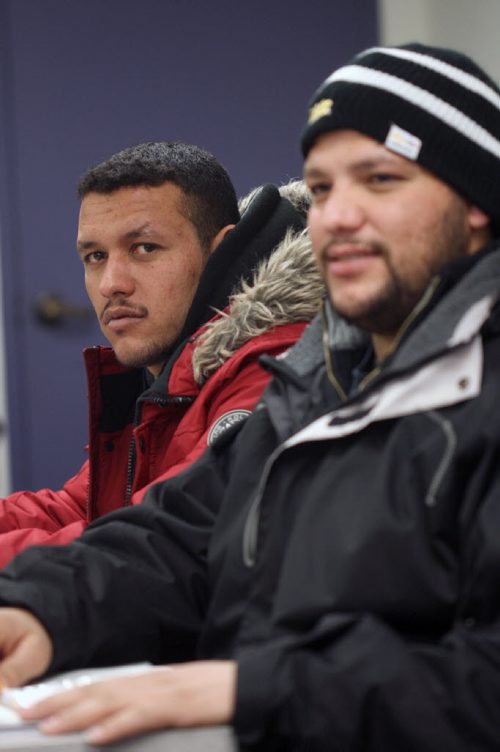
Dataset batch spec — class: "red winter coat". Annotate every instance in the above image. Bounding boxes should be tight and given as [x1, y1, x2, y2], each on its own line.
[0, 194, 323, 566]
[0, 323, 304, 567]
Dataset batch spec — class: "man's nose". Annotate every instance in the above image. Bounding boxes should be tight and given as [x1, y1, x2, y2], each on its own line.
[321, 187, 365, 233]
[98, 255, 135, 298]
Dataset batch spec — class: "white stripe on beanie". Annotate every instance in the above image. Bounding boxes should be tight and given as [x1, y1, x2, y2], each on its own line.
[324, 65, 500, 160]
[358, 46, 500, 110]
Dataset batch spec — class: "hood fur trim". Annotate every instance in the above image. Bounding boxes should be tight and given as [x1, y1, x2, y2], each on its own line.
[192, 181, 324, 385]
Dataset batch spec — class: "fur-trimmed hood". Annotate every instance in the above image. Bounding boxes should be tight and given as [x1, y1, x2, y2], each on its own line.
[192, 181, 324, 385]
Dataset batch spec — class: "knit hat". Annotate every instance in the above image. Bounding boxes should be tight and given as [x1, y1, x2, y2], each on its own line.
[301, 43, 500, 233]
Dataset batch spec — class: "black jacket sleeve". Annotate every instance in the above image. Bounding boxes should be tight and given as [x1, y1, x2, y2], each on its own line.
[0, 442, 229, 673]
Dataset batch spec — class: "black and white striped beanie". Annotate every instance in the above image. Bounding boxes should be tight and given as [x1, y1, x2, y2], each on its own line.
[301, 43, 500, 233]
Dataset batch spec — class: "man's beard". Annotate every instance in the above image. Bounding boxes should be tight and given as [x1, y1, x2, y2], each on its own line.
[115, 338, 175, 373]
[339, 249, 427, 336]
[101, 297, 176, 374]
[327, 201, 471, 336]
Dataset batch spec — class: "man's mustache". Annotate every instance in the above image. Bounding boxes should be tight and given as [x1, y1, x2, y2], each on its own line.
[100, 298, 148, 325]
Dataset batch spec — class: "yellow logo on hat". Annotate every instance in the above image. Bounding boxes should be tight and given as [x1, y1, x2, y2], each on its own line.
[308, 98, 334, 124]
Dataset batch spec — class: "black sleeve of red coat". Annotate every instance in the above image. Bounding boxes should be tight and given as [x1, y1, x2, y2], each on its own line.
[0, 440, 232, 674]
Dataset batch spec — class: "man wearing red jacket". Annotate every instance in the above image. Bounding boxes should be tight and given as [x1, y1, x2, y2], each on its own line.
[0, 141, 320, 566]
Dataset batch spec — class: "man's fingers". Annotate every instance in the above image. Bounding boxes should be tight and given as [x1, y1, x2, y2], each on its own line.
[0, 608, 53, 688]
[20, 686, 83, 721]
[16, 660, 236, 746]
[0, 633, 51, 687]
[38, 696, 115, 735]
[26, 687, 170, 745]
[84, 705, 175, 746]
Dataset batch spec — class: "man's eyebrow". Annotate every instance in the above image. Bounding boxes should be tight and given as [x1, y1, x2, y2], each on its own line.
[76, 223, 162, 252]
[303, 165, 327, 179]
[123, 223, 162, 240]
[304, 156, 404, 178]
[76, 240, 96, 252]
[351, 156, 405, 170]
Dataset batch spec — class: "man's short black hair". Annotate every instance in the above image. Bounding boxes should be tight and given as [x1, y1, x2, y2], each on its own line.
[77, 142, 240, 249]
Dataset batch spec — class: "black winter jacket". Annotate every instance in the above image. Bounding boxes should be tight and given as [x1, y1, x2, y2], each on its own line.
[2, 243, 500, 751]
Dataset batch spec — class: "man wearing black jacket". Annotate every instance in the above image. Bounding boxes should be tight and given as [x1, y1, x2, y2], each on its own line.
[1, 43, 500, 751]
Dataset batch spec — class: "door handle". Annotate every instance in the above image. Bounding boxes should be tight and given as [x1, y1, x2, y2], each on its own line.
[33, 292, 92, 326]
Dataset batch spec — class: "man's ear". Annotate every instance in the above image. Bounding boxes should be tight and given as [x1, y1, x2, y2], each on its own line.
[466, 204, 492, 254]
[209, 224, 236, 254]
[467, 203, 490, 230]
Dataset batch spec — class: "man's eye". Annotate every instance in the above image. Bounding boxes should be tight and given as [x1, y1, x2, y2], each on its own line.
[308, 183, 331, 198]
[83, 251, 105, 265]
[369, 173, 401, 185]
[134, 243, 158, 255]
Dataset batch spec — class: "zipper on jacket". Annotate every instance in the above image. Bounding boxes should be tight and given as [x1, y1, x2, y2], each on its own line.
[357, 365, 381, 392]
[387, 276, 441, 357]
[242, 444, 288, 567]
[124, 394, 195, 504]
[124, 399, 143, 504]
[138, 394, 194, 408]
[424, 411, 457, 507]
[125, 438, 137, 505]
[322, 311, 381, 397]
[321, 306, 348, 401]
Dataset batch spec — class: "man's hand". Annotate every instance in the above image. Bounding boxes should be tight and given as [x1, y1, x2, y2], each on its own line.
[0, 608, 53, 686]
[20, 660, 237, 746]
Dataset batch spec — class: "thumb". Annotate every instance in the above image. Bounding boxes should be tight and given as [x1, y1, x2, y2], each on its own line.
[0, 609, 53, 687]
[1, 633, 51, 687]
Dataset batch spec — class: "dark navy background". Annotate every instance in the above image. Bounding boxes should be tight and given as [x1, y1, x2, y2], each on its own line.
[0, 0, 377, 488]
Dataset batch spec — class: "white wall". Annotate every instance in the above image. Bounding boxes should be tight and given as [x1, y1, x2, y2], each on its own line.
[0, 239, 11, 496]
[378, 0, 500, 84]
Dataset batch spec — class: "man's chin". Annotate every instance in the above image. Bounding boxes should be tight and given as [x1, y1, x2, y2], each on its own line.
[334, 298, 414, 336]
[330, 295, 379, 328]
[112, 344, 170, 374]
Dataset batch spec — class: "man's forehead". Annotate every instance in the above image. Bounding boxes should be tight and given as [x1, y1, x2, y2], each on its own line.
[77, 190, 177, 248]
[80, 183, 184, 214]
[78, 184, 183, 228]
[303, 130, 410, 174]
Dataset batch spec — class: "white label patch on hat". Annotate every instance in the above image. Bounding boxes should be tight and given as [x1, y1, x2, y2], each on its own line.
[385, 124, 422, 161]
[207, 409, 252, 445]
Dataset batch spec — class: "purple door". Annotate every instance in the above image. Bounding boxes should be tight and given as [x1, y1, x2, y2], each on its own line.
[0, 0, 377, 490]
